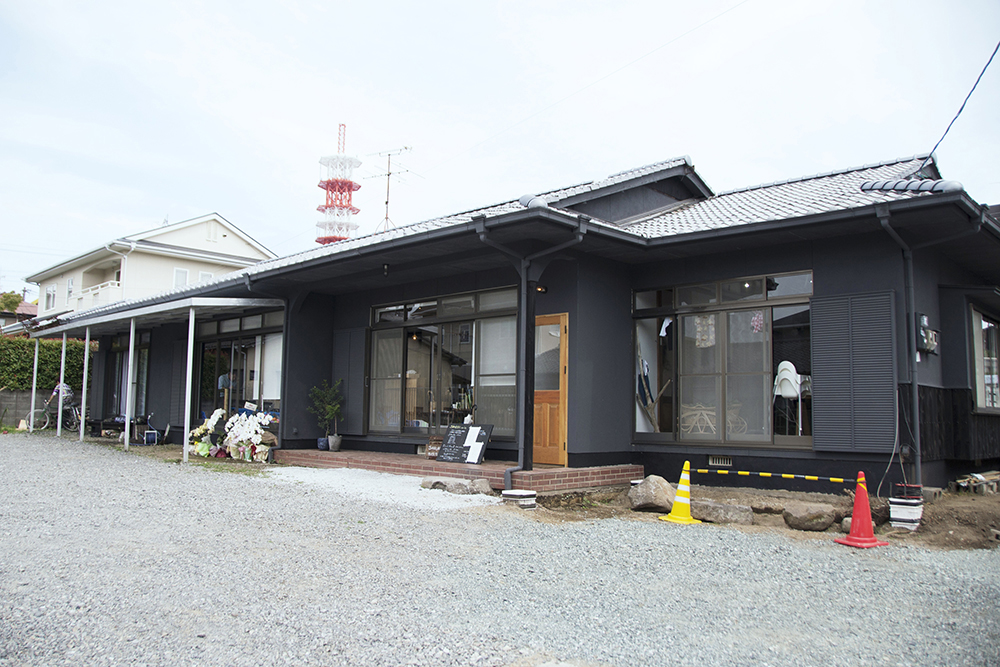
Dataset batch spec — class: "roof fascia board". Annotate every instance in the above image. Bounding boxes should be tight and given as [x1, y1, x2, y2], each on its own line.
[24, 237, 259, 283]
[35, 297, 283, 337]
[24, 246, 121, 283]
[483, 207, 648, 247]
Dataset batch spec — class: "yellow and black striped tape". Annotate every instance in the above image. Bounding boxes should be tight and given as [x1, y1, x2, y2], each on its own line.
[694, 469, 856, 484]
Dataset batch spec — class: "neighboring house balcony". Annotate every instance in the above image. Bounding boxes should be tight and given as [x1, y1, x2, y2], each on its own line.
[75, 280, 123, 310]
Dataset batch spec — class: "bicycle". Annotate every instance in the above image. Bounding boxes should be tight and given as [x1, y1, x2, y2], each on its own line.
[26, 396, 81, 432]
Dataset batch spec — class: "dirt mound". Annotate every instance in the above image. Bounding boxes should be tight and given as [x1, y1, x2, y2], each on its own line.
[535, 484, 1000, 550]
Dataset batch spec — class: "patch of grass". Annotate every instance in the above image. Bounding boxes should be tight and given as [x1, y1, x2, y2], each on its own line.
[189, 459, 271, 477]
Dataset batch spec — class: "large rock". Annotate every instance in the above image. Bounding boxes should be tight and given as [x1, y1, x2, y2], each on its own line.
[628, 475, 676, 512]
[749, 498, 785, 515]
[469, 479, 495, 496]
[420, 477, 493, 496]
[691, 499, 754, 525]
[782, 502, 836, 531]
[870, 498, 890, 526]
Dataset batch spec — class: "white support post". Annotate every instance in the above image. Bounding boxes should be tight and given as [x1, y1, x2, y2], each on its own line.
[79, 327, 91, 442]
[124, 318, 136, 451]
[183, 307, 196, 464]
[57, 333, 67, 437]
[29, 338, 39, 432]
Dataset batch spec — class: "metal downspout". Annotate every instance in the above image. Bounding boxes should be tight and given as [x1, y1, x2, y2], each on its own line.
[476, 217, 588, 489]
[105, 241, 137, 302]
[878, 204, 984, 486]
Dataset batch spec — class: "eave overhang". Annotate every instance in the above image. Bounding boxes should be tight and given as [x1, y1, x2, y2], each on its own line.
[28, 297, 284, 338]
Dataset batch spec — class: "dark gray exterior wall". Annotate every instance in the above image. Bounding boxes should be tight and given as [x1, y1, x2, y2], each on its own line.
[90, 335, 112, 421]
[147, 323, 186, 438]
[280, 291, 336, 447]
[561, 255, 634, 465]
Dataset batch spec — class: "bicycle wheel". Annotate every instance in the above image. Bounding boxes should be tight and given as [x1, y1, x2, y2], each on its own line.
[64, 409, 79, 431]
[27, 409, 49, 430]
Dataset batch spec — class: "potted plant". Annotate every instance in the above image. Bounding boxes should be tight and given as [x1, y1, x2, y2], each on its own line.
[308, 379, 344, 451]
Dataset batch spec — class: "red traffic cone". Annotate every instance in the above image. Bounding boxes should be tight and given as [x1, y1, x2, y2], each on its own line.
[835, 471, 888, 548]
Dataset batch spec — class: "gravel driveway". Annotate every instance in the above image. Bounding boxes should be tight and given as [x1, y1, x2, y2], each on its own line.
[2, 433, 998, 667]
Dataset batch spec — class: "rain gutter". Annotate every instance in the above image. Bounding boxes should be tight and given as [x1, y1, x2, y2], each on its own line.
[877, 202, 986, 486]
[474, 211, 589, 490]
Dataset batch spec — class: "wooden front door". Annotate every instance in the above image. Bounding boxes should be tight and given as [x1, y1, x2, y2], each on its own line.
[534, 313, 568, 466]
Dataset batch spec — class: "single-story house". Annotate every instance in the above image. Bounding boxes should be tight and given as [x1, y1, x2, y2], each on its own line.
[10, 153, 1000, 490]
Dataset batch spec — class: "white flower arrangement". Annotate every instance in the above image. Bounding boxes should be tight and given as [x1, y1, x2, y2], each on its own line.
[188, 408, 225, 443]
[223, 411, 275, 462]
[186, 408, 226, 456]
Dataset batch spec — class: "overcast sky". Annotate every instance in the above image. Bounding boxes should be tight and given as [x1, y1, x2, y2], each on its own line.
[2, 0, 998, 299]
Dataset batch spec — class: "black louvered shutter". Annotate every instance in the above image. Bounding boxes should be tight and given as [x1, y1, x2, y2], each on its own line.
[811, 292, 897, 452]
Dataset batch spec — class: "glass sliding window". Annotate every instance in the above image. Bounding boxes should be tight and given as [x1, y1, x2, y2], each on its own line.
[772, 305, 812, 436]
[982, 316, 1000, 409]
[676, 283, 717, 307]
[369, 329, 403, 431]
[726, 309, 770, 441]
[635, 316, 675, 434]
[107, 337, 150, 418]
[479, 289, 517, 312]
[476, 315, 516, 437]
[440, 295, 475, 317]
[407, 302, 438, 321]
[260, 333, 283, 414]
[368, 289, 518, 437]
[679, 314, 721, 440]
[404, 327, 437, 431]
[767, 272, 813, 298]
[637, 272, 812, 446]
[721, 278, 764, 303]
[635, 289, 673, 311]
[439, 322, 474, 426]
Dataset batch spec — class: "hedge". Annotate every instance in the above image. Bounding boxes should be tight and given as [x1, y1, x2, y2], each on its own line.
[0, 337, 96, 392]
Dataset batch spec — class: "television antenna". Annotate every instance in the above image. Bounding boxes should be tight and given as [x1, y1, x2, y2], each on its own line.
[367, 146, 414, 233]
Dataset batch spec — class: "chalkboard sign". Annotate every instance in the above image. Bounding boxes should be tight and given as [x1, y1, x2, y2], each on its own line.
[435, 424, 493, 464]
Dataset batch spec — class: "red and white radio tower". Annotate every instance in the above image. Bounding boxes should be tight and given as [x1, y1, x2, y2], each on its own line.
[316, 124, 361, 245]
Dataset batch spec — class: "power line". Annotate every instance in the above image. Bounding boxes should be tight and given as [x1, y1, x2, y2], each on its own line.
[919, 38, 1000, 172]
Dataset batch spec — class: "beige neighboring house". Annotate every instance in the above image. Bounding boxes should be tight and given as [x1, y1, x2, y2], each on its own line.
[26, 213, 275, 316]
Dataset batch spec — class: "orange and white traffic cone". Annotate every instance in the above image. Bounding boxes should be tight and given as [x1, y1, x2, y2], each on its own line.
[660, 460, 701, 525]
[835, 471, 888, 548]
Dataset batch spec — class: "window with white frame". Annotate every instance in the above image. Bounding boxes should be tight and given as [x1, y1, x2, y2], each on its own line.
[173, 268, 189, 288]
[66, 278, 74, 303]
[972, 309, 1000, 409]
[44, 285, 57, 311]
[199, 271, 214, 283]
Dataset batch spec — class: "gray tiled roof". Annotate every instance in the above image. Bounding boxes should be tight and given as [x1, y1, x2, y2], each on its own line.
[45, 154, 945, 326]
[538, 156, 694, 202]
[622, 155, 932, 238]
